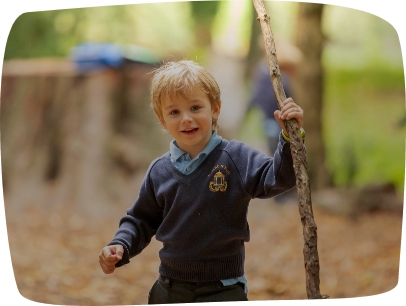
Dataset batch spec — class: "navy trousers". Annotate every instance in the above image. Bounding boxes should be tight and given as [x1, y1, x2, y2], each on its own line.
[148, 275, 248, 304]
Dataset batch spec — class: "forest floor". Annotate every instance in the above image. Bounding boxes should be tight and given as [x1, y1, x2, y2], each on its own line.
[5, 187, 403, 305]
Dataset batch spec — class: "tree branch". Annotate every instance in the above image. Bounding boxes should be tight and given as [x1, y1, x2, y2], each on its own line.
[252, 0, 328, 299]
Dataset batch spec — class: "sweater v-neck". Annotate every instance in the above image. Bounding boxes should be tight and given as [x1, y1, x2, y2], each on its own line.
[162, 139, 228, 186]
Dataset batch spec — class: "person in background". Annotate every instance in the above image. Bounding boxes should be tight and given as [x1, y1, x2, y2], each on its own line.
[246, 36, 303, 156]
[245, 37, 303, 204]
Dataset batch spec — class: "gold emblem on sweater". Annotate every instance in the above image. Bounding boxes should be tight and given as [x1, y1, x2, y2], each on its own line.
[209, 171, 227, 192]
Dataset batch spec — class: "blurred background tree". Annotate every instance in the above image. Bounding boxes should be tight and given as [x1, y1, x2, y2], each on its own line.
[190, 0, 221, 57]
[293, 3, 329, 190]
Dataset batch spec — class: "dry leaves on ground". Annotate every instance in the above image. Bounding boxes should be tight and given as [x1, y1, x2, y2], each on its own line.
[5, 193, 402, 305]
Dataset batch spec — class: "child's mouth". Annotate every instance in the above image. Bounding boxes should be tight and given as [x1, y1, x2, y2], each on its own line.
[182, 128, 198, 134]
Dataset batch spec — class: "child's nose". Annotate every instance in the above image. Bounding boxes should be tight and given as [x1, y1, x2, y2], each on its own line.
[181, 112, 193, 123]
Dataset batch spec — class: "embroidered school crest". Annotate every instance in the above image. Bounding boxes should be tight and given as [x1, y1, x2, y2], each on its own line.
[209, 171, 227, 192]
[208, 164, 230, 192]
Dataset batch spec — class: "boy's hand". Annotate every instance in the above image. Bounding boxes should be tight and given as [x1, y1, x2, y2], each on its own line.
[99, 244, 124, 274]
[274, 97, 304, 136]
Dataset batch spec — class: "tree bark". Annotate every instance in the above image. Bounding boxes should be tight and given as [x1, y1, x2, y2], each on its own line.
[252, 0, 327, 299]
[294, 3, 331, 190]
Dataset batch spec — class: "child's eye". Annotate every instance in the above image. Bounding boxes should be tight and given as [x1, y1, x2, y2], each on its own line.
[169, 110, 179, 115]
[191, 105, 201, 111]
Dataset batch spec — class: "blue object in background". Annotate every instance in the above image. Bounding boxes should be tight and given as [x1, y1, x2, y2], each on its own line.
[70, 42, 159, 73]
[70, 42, 124, 73]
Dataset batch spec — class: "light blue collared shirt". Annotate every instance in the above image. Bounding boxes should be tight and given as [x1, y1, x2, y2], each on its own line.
[169, 130, 222, 175]
[169, 130, 248, 293]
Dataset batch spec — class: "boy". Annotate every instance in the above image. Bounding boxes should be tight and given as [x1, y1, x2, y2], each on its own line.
[99, 60, 304, 303]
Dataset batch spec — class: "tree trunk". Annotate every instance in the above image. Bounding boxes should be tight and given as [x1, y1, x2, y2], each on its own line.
[293, 3, 331, 190]
[189, 1, 220, 49]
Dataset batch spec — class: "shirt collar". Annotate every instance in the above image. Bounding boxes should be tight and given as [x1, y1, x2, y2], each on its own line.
[169, 130, 222, 162]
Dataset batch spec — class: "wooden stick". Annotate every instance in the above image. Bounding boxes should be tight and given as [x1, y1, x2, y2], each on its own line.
[252, 0, 327, 299]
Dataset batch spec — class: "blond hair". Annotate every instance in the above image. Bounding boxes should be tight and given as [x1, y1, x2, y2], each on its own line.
[150, 60, 221, 129]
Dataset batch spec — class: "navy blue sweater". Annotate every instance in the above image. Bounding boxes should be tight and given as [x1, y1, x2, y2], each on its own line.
[108, 136, 296, 282]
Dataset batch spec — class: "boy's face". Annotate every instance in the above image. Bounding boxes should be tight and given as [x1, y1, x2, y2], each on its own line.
[159, 88, 220, 159]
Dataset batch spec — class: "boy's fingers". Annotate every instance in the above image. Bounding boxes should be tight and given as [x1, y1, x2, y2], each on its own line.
[101, 245, 124, 259]
[99, 249, 120, 264]
[274, 110, 281, 122]
[100, 261, 116, 274]
[104, 268, 115, 274]
[106, 254, 120, 262]
[99, 257, 116, 274]
[282, 97, 294, 104]
[274, 110, 286, 130]
[114, 246, 124, 259]
[274, 110, 303, 134]
[99, 246, 123, 274]
[280, 106, 303, 123]
[280, 98, 294, 109]
[99, 258, 113, 269]
[284, 110, 302, 120]
[281, 103, 302, 113]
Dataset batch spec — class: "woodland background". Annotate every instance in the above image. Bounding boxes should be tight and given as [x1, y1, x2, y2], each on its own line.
[1, 1, 405, 305]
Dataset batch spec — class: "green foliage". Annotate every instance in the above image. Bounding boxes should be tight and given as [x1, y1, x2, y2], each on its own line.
[4, 9, 87, 59]
[239, 65, 405, 192]
[323, 65, 405, 191]
[4, 3, 196, 60]
[238, 107, 266, 142]
[190, 0, 220, 24]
